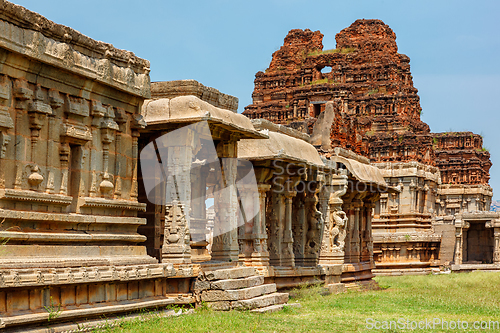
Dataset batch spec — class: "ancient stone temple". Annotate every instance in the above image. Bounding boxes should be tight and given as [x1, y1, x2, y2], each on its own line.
[244, 19, 499, 275]
[243, 20, 434, 165]
[1, 0, 498, 329]
[0, 3, 191, 330]
[432, 132, 498, 271]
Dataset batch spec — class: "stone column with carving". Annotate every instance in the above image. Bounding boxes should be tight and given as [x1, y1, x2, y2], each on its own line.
[99, 107, 119, 198]
[344, 203, 353, 263]
[162, 128, 194, 264]
[303, 178, 323, 267]
[0, 76, 14, 188]
[211, 140, 239, 262]
[190, 163, 210, 262]
[255, 184, 271, 266]
[282, 190, 297, 267]
[363, 197, 377, 263]
[493, 227, 500, 265]
[238, 164, 272, 269]
[241, 183, 271, 268]
[319, 174, 348, 265]
[350, 200, 362, 263]
[13, 79, 32, 190]
[453, 216, 467, 265]
[268, 185, 284, 266]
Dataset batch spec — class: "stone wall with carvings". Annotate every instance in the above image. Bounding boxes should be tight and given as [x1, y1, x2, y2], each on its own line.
[372, 162, 441, 275]
[243, 19, 496, 275]
[432, 132, 491, 186]
[0, 2, 196, 329]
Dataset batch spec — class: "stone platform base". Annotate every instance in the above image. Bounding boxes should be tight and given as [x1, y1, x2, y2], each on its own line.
[341, 262, 379, 290]
[263, 264, 343, 290]
[372, 261, 437, 276]
[325, 282, 346, 294]
[372, 267, 434, 276]
[0, 263, 197, 330]
[7, 307, 195, 333]
[343, 279, 380, 291]
[451, 263, 500, 272]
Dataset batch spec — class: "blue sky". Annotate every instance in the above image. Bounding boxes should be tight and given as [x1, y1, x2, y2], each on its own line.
[11, 0, 500, 200]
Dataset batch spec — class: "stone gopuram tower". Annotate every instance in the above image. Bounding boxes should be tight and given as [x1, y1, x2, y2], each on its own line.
[244, 19, 498, 274]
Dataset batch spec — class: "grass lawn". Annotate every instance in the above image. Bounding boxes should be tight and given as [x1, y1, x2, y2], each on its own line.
[97, 271, 500, 332]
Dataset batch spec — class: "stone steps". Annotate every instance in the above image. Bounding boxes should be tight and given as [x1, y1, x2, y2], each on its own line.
[196, 266, 291, 312]
[232, 292, 289, 311]
[211, 275, 264, 290]
[204, 266, 255, 281]
[201, 283, 277, 302]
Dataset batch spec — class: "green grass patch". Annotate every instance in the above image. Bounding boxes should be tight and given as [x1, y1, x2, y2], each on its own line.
[96, 272, 500, 333]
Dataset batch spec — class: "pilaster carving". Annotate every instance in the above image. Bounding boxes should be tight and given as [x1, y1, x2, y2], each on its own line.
[162, 200, 191, 264]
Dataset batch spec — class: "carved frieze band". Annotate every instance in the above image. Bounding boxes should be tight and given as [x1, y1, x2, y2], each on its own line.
[0, 263, 195, 289]
[0, 19, 150, 98]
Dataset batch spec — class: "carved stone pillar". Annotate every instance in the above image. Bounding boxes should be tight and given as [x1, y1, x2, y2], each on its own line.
[130, 130, 140, 199]
[363, 201, 376, 263]
[350, 201, 362, 263]
[98, 108, 119, 198]
[268, 187, 284, 266]
[251, 183, 271, 268]
[211, 140, 239, 262]
[282, 190, 296, 267]
[454, 227, 462, 265]
[319, 174, 347, 265]
[453, 217, 469, 265]
[303, 178, 323, 267]
[163, 200, 191, 264]
[493, 227, 500, 264]
[59, 144, 70, 195]
[409, 179, 416, 213]
[238, 164, 273, 269]
[0, 76, 13, 188]
[161, 130, 194, 264]
[343, 204, 353, 262]
[190, 163, 210, 262]
[27, 85, 51, 190]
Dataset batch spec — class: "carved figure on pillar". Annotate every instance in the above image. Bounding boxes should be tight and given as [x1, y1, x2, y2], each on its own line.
[330, 207, 347, 250]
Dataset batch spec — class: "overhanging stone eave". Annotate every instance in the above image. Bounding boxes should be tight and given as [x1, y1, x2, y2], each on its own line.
[238, 154, 326, 169]
[330, 155, 394, 192]
[238, 131, 324, 167]
[141, 116, 268, 140]
[141, 96, 266, 139]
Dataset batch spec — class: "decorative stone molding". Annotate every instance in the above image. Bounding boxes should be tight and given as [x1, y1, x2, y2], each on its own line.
[13, 79, 32, 110]
[163, 200, 191, 264]
[65, 95, 89, 117]
[0, 263, 179, 289]
[0, 188, 72, 205]
[0, 5, 151, 98]
[61, 122, 92, 143]
[0, 77, 13, 133]
[80, 197, 146, 211]
[0, 131, 10, 159]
